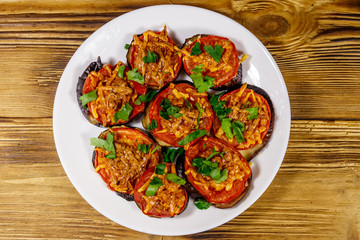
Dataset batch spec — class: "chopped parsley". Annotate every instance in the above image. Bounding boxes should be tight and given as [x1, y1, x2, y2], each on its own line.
[145, 177, 163, 196]
[117, 65, 125, 78]
[177, 129, 207, 146]
[142, 50, 158, 64]
[166, 173, 186, 185]
[204, 44, 224, 63]
[194, 198, 211, 210]
[190, 73, 214, 93]
[147, 119, 158, 131]
[136, 141, 151, 154]
[114, 103, 133, 123]
[195, 102, 204, 129]
[79, 89, 97, 108]
[190, 42, 202, 56]
[126, 68, 144, 85]
[90, 132, 115, 159]
[209, 93, 231, 120]
[221, 118, 246, 143]
[159, 98, 183, 120]
[124, 43, 130, 50]
[134, 90, 157, 105]
[245, 107, 259, 120]
[150, 145, 159, 154]
[163, 147, 184, 163]
[155, 163, 166, 175]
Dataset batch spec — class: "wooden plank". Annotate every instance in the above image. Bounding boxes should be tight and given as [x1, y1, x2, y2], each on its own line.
[0, 118, 359, 239]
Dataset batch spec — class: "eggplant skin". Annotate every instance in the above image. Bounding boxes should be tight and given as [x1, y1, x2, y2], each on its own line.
[182, 34, 242, 91]
[76, 57, 103, 127]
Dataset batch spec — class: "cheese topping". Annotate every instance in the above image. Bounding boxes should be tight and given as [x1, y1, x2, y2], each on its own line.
[87, 63, 138, 126]
[139, 164, 187, 216]
[131, 26, 181, 89]
[216, 83, 271, 149]
[95, 129, 159, 194]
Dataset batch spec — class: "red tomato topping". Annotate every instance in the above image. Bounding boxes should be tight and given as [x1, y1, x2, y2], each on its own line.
[182, 35, 239, 88]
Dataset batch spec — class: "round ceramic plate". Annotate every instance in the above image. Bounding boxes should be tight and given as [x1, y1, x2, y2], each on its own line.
[53, 5, 291, 236]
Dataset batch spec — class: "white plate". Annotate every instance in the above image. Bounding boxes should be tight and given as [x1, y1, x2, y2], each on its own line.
[53, 5, 291, 236]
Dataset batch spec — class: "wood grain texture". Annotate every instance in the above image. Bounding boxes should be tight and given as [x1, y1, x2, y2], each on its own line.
[0, 0, 360, 239]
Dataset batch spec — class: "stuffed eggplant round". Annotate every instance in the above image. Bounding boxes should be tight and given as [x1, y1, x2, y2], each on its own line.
[142, 82, 214, 147]
[182, 34, 241, 90]
[212, 83, 273, 161]
[181, 136, 251, 208]
[126, 26, 182, 90]
[78, 60, 147, 127]
[134, 163, 188, 218]
[92, 126, 161, 201]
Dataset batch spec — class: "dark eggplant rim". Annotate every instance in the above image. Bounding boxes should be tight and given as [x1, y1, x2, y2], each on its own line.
[181, 34, 243, 91]
[91, 126, 163, 202]
[76, 56, 103, 127]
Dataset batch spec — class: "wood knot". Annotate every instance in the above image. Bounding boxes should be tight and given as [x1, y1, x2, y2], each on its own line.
[252, 15, 289, 37]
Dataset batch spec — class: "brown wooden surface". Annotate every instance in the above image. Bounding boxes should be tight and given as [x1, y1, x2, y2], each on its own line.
[1, 0, 359, 239]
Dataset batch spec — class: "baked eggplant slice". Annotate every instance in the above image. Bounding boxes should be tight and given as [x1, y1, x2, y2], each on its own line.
[78, 60, 147, 127]
[142, 82, 214, 148]
[126, 25, 182, 90]
[179, 136, 251, 208]
[182, 34, 242, 90]
[91, 126, 161, 201]
[211, 83, 274, 161]
[134, 163, 188, 218]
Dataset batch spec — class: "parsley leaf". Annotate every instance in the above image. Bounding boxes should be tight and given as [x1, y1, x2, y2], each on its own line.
[137, 142, 151, 154]
[221, 118, 234, 139]
[190, 73, 214, 93]
[127, 68, 144, 85]
[125, 43, 130, 50]
[209, 93, 231, 120]
[114, 103, 133, 123]
[232, 120, 245, 143]
[163, 147, 185, 163]
[177, 129, 207, 146]
[90, 132, 115, 159]
[147, 119, 158, 131]
[194, 198, 211, 210]
[155, 163, 166, 175]
[185, 98, 192, 109]
[192, 149, 228, 182]
[79, 89, 97, 108]
[150, 145, 159, 154]
[117, 65, 125, 78]
[142, 50, 158, 64]
[190, 42, 201, 56]
[192, 64, 205, 74]
[204, 44, 224, 63]
[195, 102, 204, 129]
[145, 177, 163, 196]
[215, 169, 228, 183]
[245, 107, 259, 120]
[166, 173, 186, 185]
[159, 99, 183, 120]
[134, 90, 157, 105]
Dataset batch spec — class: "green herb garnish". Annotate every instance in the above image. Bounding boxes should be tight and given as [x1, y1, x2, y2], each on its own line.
[145, 177, 163, 196]
[184, 98, 192, 109]
[79, 89, 97, 108]
[190, 73, 214, 93]
[204, 44, 223, 63]
[117, 65, 125, 78]
[134, 90, 157, 105]
[150, 145, 159, 154]
[147, 119, 158, 131]
[142, 50, 158, 64]
[159, 98, 183, 120]
[114, 103, 133, 123]
[191, 149, 227, 182]
[166, 173, 186, 185]
[194, 198, 211, 210]
[137, 142, 151, 154]
[215, 169, 228, 183]
[90, 132, 115, 159]
[155, 163, 166, 175]
[209, 93, 231, 120]
[177, 129, 207, 146]
[195, 102, 204, 129]
[245, 107, 259, 120]
[231, 120, 245, 143]
[221, 118, 234, 139]
[125, 43, 130, 50]
[192, 64, 205, 74]
[126, 68, 144, 85]
[190, 42, 202, 56]
[163, 147, 185, 163]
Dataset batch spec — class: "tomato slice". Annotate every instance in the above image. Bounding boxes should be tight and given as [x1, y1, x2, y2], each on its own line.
[212, 83, 272, 152]
[82, 61, 147, 127]
[146, 83, 214, 147]
[184, 137, 251, 206]
[182, 35, 239, 88]
[134, 163, 188, 218]
[93, 126, 161, 199]
[128, 26, 182, 89]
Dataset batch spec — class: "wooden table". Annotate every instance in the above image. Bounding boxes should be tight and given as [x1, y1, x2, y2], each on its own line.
[1, 1, 359, 239]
